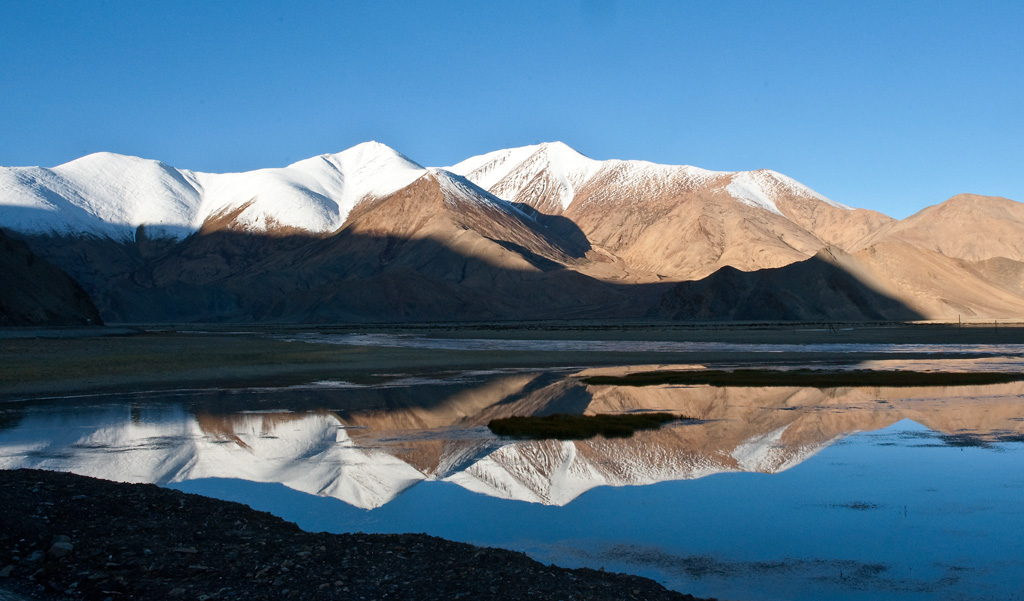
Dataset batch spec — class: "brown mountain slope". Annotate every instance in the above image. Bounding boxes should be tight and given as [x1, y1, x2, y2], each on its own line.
[240, 171, 666, 322]
[567, 168, 826, 280]
[768, 186, 893, 250]
[0, 229, 103, 326]
[655, 247, 921, 321]
[456, 145, 895, 282]
[24, 171, 667, 323]
[851, 242, 1024, 319]
[855, 193, 1024, 261]
[657, 241, 1024, 321]
[968, 257, 1024, 295]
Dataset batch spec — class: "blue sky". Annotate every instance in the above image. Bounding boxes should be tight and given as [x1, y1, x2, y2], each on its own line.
[1, 1, 1021, 218]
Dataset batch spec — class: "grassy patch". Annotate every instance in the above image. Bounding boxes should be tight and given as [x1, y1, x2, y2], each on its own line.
[487, 412, 687, 440]
[581, 369, 1024, 388]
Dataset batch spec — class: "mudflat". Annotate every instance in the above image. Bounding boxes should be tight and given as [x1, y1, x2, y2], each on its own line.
[2, 322, 1022, 400]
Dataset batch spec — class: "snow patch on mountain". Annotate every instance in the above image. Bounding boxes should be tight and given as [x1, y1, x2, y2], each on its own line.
[450, 142, 603, 212]
[727, 170, 848, 216]
[726, 172, 788, 216]
[579, 160, 723, 208]
[189, 141, 427, 235]
[448, 145, 542, 191]
[431, 168, 535, 220]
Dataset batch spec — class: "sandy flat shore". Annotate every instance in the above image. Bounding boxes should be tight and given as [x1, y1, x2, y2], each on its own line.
[2, 322, 1022, 400]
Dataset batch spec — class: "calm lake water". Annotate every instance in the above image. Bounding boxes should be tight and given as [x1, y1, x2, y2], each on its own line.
[3, 346, 1024, 601]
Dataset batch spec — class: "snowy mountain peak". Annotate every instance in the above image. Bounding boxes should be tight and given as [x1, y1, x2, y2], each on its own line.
[451, 143, 852, 223]
[0, 142, 428, 240]
[534, 141, 598, 168]
[1, 141, 848, 243]
[292, 141, 423, 173]
[727, 169, 848, 213]
[449, 142, 603, 213]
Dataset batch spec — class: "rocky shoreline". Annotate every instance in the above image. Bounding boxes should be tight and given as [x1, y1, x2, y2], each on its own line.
[0, 469, 710, 601]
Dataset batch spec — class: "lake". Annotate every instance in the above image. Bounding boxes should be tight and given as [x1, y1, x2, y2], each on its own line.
[2, 338, 1023, 601]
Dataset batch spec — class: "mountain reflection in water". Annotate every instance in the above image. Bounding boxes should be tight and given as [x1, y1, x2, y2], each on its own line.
[4, 365, 1024, 600]
[2, 368, 1023, 508]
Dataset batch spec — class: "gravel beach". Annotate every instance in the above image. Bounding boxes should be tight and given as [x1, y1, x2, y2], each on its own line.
[0, 469, 710, 601]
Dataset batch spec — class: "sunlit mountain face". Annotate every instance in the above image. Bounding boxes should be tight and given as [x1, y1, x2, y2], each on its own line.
[4, 367, 1023, 509]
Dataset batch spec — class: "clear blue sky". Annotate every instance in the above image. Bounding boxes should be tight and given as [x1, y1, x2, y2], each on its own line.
[2, 0, 1021, 218]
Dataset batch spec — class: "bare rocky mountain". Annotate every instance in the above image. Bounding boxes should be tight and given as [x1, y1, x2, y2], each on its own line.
[855, 193, 1024, 262]
[452, 143, 894, 280]
[2, 142, 1023, 322]
[969, 256, 1024, 296]
[850, 242, 1024, 319]
[827, 193, 1024, 319]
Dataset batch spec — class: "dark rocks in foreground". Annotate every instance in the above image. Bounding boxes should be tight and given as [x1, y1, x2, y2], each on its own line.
[0, 469, 710, 601]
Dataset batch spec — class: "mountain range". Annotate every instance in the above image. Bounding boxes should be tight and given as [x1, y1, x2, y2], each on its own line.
[2, 141, 1023, 324]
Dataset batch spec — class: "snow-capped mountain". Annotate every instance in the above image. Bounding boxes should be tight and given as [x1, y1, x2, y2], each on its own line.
[449, 141, 605, 214]
[0, 140, 868, 248]
[449, 141, 842, 219]
[451, 142, 894, 280]
[0, 141, 425, 239]
[3, 141, 1024, 323]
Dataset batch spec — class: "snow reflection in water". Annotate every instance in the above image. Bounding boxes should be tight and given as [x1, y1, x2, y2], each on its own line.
[2, 363, 1023, 601]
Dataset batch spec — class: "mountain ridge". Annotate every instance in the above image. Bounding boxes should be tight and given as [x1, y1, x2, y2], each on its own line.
[3, 141, 1024, 322]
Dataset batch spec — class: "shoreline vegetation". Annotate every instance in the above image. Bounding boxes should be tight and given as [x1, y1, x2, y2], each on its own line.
[2, 322, 1023, 400]
[488, 412, 688, 440]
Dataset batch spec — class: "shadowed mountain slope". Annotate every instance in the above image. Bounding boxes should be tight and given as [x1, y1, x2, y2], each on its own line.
[13, 173, 669, 323]
[0, 229, 103, 326]
[655, 247, 922, 321]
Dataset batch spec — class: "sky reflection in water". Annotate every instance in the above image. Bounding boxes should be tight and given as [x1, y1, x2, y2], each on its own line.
[2, 358, 1023, 601]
